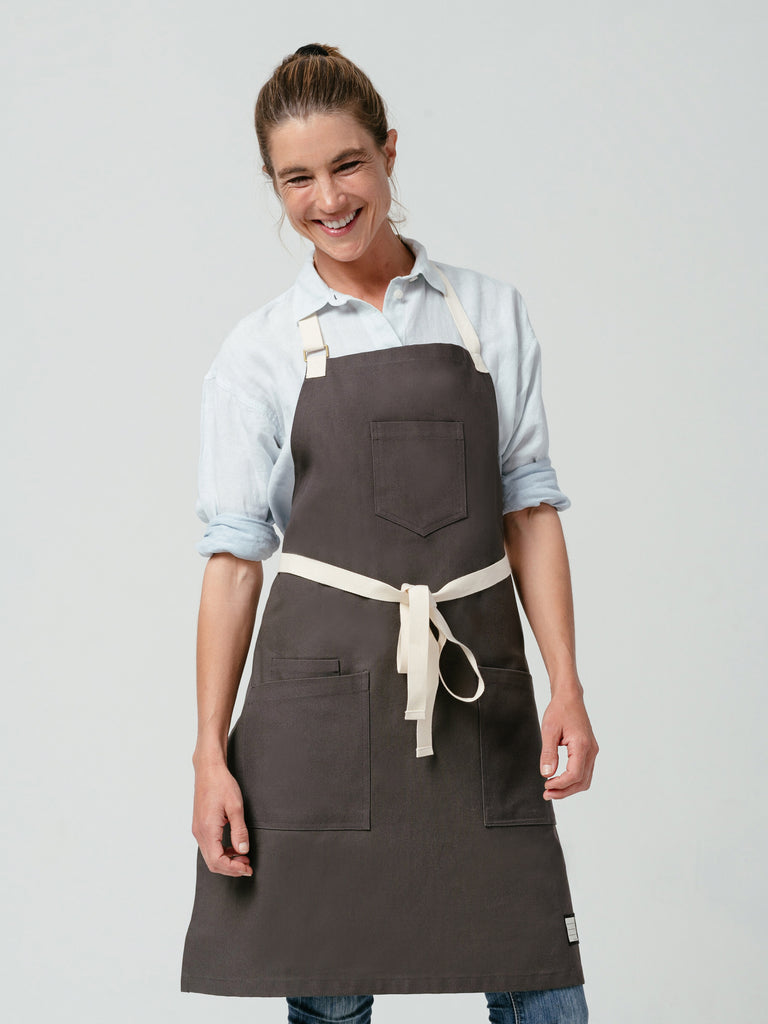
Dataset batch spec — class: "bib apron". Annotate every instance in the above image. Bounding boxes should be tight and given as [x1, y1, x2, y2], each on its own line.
[180, 271, 585, 997]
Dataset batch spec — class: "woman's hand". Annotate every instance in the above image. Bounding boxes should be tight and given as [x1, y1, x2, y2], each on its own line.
[191, 760, 253, 877]
[540, 685, 599, 800]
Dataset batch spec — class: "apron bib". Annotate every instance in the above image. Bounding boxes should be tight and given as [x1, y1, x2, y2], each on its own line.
[181, 271, 585, 997]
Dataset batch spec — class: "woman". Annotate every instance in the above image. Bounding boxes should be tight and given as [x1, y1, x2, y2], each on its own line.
[181, 44, 598, 1024]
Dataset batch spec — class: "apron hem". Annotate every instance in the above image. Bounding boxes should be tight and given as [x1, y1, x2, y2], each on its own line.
[180, 965, 586, 997]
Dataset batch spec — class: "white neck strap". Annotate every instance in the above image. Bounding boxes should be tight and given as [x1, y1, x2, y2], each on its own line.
[298, 267, 489, 379]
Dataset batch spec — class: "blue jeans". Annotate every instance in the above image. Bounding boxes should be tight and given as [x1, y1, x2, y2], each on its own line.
[286, 986, 588, 1023]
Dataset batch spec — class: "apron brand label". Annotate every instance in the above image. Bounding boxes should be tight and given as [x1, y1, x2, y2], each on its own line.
[564, 914, 579, 944]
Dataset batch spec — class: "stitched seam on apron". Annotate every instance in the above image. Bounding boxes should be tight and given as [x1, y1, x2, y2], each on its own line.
[182, 969, 579, 983]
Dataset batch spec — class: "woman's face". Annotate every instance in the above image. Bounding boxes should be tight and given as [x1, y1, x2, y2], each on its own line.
[267, 110, 397, 267]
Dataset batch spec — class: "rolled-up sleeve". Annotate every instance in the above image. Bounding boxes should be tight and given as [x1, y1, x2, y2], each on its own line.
[195, 375, 282, 561]
[499, 293, 571, 514]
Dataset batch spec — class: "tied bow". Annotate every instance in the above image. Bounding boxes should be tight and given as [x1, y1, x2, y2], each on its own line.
[396, 582, 485, 757]
[276, 551, 512, 757]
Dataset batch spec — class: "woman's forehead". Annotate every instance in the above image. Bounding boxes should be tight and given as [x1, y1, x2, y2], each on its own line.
[269, 111, 377, 172]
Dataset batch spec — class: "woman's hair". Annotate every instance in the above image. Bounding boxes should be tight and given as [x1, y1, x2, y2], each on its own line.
[255, 44, 391, 180]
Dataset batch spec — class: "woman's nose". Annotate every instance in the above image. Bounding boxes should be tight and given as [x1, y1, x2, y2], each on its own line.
[316, 177, 346, 212]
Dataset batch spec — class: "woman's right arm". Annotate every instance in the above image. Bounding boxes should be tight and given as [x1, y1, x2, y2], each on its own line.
[191, 551, 263, 877]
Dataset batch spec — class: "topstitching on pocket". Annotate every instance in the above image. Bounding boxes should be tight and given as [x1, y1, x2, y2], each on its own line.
[370, 419, 467, 536]
[267, 655, 341, 680]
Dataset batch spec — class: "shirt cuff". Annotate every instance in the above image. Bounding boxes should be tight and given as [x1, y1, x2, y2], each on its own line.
[501, 457, 572, 514]
[196, 513, 281, 561]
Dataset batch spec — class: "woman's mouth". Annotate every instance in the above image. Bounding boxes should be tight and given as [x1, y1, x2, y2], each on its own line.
[315, 209, 361, 235]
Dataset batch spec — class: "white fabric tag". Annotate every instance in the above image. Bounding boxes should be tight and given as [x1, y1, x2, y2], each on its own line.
[564, 914, 579, 944]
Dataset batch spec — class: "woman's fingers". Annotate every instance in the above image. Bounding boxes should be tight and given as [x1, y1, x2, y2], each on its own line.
[210, 842, 253, 876]
[539, 692, 599, 800]
[539, 720, 561, 778]
[198, 824, 254, 877]
[543, 751, 586, 797]
[543, 738, 598, 799]
[227, 800, 251, 859]
[192, 765, 254, 877]
[544, 745, 596, 799]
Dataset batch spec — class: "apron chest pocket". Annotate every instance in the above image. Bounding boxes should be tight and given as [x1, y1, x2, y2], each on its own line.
[242, 665, 371, 831]
[477, 666, 556, 827]
[370, 420, 468, 536]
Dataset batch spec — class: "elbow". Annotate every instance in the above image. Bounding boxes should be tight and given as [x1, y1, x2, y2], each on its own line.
[503, 503, 558, 565]
[503, 501, 558, 529]
[208, 551, 264, 591]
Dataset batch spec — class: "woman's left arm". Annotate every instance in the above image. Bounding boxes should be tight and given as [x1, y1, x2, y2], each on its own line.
[503, 503, 599, 800]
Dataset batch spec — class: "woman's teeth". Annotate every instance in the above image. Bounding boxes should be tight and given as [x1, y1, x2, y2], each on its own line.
[320, 210, 358, 229]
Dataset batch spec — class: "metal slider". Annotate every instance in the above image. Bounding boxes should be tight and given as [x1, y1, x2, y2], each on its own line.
[303, 344, 329, 362]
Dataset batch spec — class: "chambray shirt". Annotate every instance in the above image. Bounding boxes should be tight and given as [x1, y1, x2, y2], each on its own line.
[196, 237, 571, 562]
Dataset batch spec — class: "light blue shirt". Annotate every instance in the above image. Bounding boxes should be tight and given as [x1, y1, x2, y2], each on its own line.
[196, 237, 571, 562]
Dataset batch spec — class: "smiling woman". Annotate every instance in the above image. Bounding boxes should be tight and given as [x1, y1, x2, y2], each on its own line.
[268, 111, 407, 293]
[180, 42, 597, 1024]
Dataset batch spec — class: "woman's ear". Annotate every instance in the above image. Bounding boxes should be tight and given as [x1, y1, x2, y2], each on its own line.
[384, 128, 398, 176]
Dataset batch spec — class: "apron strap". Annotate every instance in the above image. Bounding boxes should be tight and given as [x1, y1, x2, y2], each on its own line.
[296, 268, 490, 378]
[297, 314, 329, 379]
[433, 267, 489, 374]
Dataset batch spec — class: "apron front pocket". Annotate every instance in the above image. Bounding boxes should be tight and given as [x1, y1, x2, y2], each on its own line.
[242, 670, 371, 831]
[268, 655, 341, 679]
[370, 419, 467, 536]
[477, 666, 556, 827]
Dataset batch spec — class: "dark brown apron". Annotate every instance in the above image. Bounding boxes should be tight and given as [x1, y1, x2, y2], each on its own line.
[181, 274, 585, 997]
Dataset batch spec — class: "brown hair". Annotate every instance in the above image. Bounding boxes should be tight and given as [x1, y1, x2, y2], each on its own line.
[255, 44, 391, 180]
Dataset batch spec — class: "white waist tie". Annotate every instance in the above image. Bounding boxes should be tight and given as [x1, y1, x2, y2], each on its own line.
[277, 552, 511, 757]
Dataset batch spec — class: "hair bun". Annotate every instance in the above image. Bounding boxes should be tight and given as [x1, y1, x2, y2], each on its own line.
[295, 43, 329, 57]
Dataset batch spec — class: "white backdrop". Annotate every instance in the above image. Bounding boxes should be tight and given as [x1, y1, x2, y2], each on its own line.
[2, 2, 766, 1021]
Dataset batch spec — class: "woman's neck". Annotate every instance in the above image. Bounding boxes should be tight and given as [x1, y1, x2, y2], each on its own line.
[312, 227, 415, 311]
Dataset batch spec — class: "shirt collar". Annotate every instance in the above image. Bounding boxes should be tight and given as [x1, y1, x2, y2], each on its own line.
[291, 236, 447, 322]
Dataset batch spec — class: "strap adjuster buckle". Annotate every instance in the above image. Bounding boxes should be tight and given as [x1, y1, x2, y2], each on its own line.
[303, 344, 329, 362]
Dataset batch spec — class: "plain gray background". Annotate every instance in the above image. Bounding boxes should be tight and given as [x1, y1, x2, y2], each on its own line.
[3, 2, 766, 1021]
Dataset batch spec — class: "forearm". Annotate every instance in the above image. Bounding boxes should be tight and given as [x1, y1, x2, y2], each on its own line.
[193, 552, 264, 769]
[502, 504, 582, 697]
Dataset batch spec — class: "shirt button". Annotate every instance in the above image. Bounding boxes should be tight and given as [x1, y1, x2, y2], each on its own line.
[393, 288, 404, 300]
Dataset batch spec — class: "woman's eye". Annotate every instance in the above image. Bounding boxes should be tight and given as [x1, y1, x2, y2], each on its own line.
[337, 161, 361, 173]
[287, 176, 310, 186]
